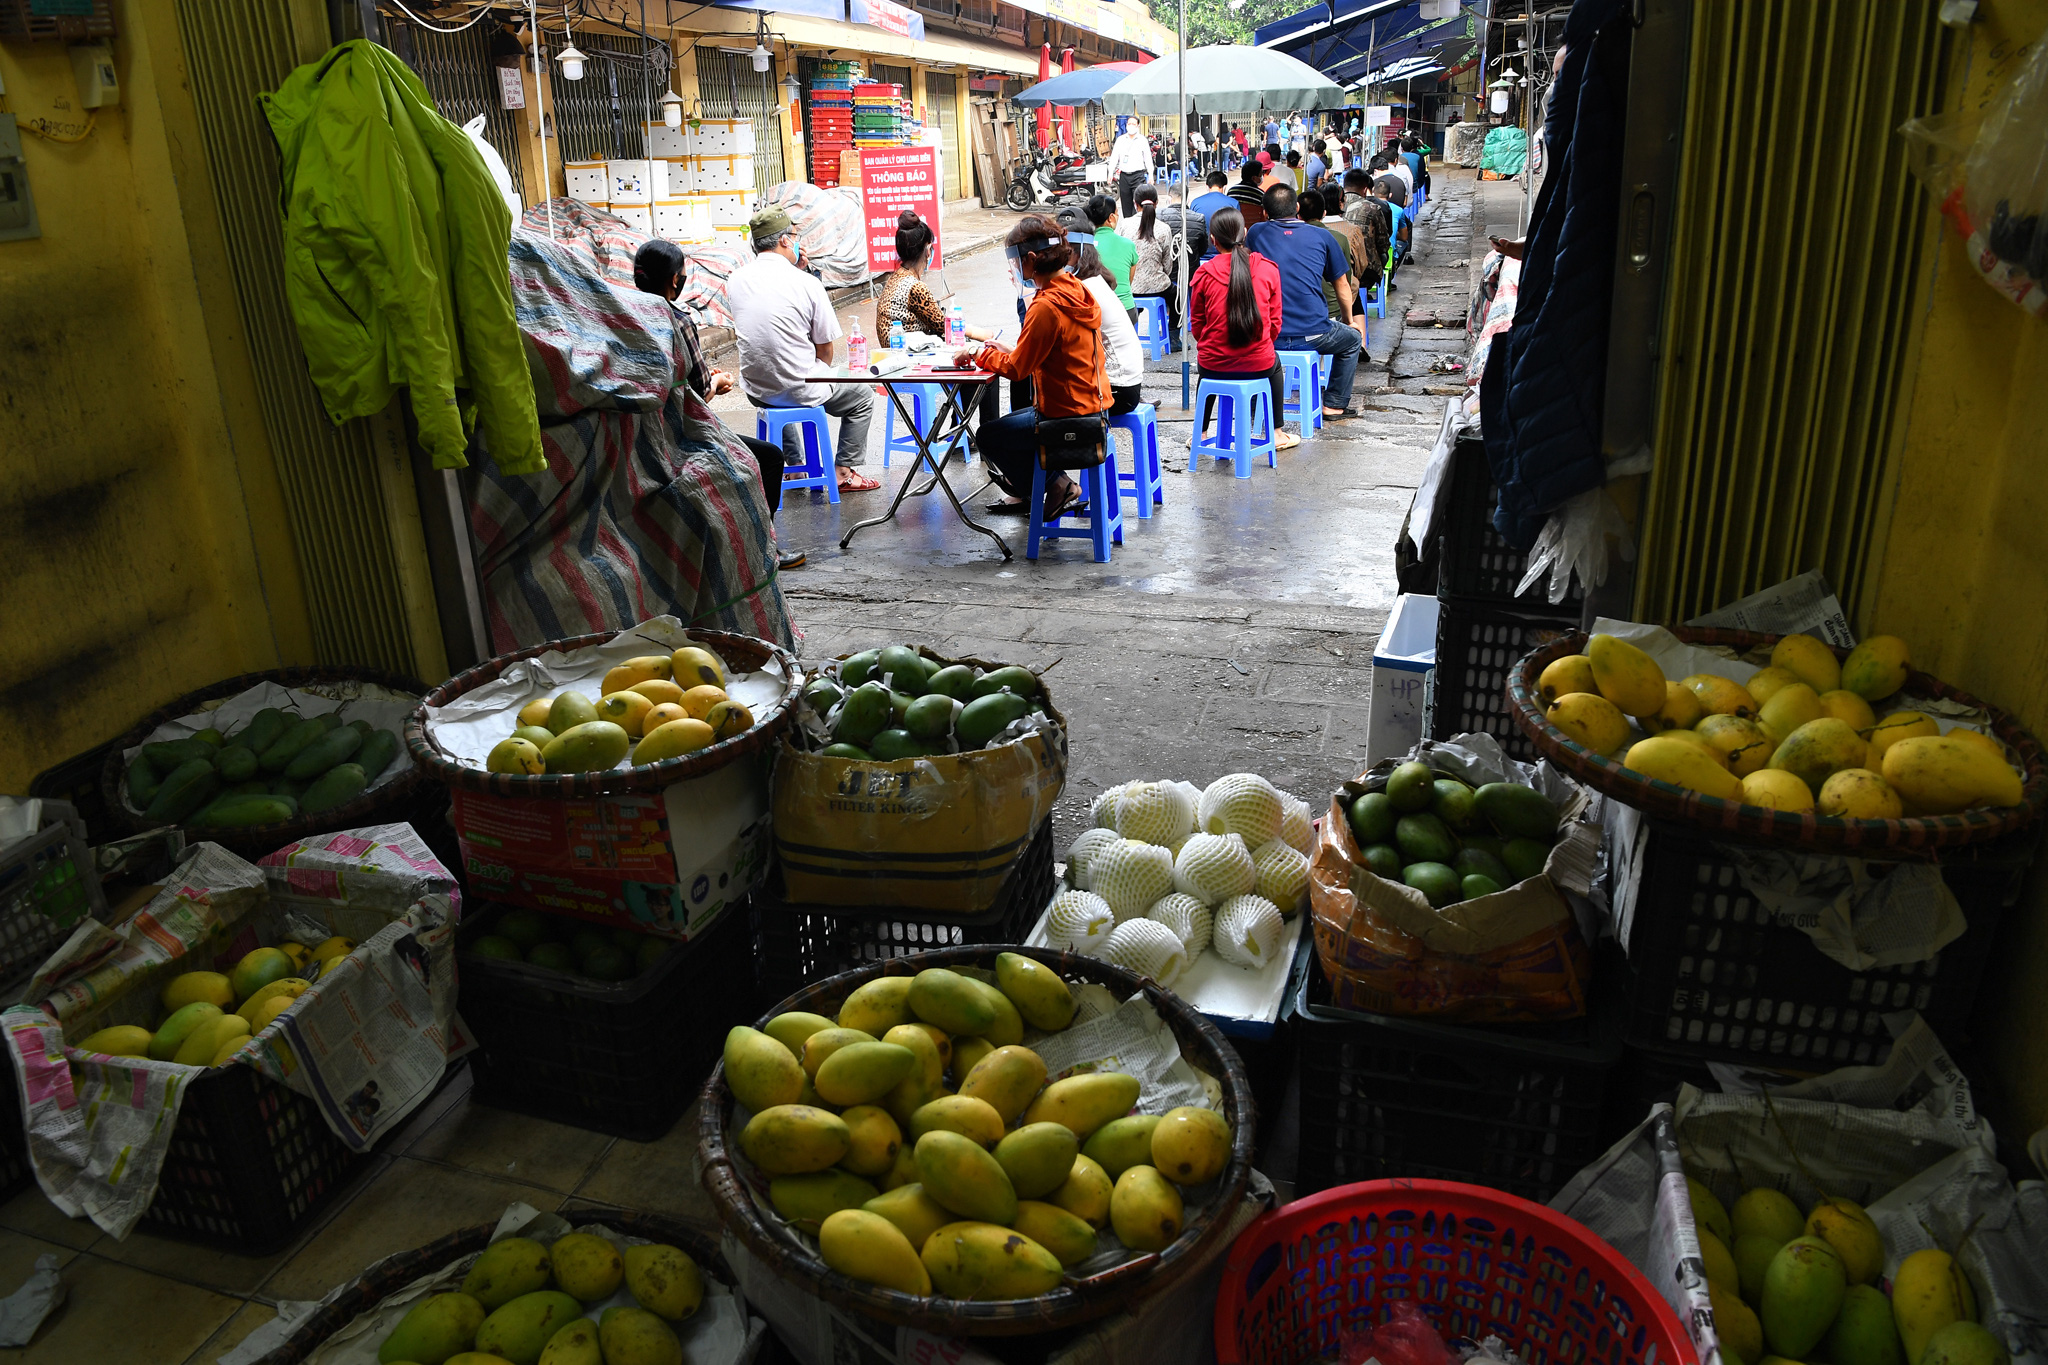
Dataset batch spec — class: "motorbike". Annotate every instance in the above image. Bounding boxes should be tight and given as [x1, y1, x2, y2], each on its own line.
[1004, 146, 1105, 211]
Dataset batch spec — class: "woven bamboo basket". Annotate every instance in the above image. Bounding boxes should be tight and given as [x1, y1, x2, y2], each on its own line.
[100, 666, 430, 856]
[405, 627, 801, 797]
[1506, 627, 2046, 853]
[698, 945, 1258, 1337]
[253, 1206, 729, 1364]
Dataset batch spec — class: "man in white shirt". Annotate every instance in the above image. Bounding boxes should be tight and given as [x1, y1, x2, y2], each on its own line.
[1108, 117, 1152, 217]
[726, 207, 878, 492]
[1187, 127, 1207, 173]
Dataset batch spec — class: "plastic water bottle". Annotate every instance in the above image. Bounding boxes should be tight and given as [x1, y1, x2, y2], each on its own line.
[946, 302, 965, 347]
[888, 320, 906, 351]
[846, 316, 869, 372]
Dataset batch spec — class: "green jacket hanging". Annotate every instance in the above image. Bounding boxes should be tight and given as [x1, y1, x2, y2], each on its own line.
[260, 39, 543, 475]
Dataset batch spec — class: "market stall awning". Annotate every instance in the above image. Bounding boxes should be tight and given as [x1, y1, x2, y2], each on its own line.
[712, 0, 924, 43]
[1255, 0, 1476, 86]
[1012, 62, 1140, 106]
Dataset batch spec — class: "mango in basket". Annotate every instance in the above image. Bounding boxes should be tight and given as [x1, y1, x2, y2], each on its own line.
[906, 968, 997, 1036]
[462, 1235, 553, 1310]
[1840, 635, 1912, 701]
[478, 1289, 584, 1361]
[910, 1095, 1005, 1147]
[1589, 633, 1667, 719]
[1883, 734, 2023, 813]
[1761, 1238, 1846, 1358]
[704, 698, 753, 741]
[995, 1123, 1080, 1201]
[963, 978, 1024, 1046]
[149, 1002, 221, 1060]
[1110, 1165, 1184, 1253]
[921, 1221, 1062, 1300]
[915, 1130, 1017, 1225]
[878, 1143, 920, 1192]
[162, 971, 235, 1013]
[838, 977, 916, 1037]
[1685, 673, 1757, 719]
[1020, 1072, 1140, 1142]
[629, 679, 687, 708]
[313, 935, 355, 964]
[602, 655, 675, 695]
[949, 1036, 995, 1084]
[597, 1305, 683, 1365]
[1010, 1200, 1099, 1269]
[543, 721, 631, 774]
[724, 1026, 805, 1113]
[671, 645, 728, 689]
[378, 1290, 486, 1365]
[801, 1026, 878, 1078]
[74, 1025, 152, 1058]
[816, 1041, 919, 1107]
[994, 952, 1075, 1031]
[552, 1231, 624, 1302]
[863, 1185, 953, 1249]
[820, 1209, 933, 1295]
[1082, 1116, 1162, 1179]
[631, 718, 713, 766]
[1151, 1106, 1232, 1186]
[1771, 633, 1841, 695]
[535, 1317, 600, 1365]
[882, 1024, 945, 1090]
[772, 1169, 882, 1234]
[547, 692, 600, 734]
[764, 1011, 836, 1057]
[740, 1104, 851, 1176]
[623, 1242, 702, 1321]
[518, 697, 555, 728]
[174, 1013, 248, 1067]
[595, 690, 655, 737]
[957, 1045, 1047, 1125]
[839, 1105, 903, 1178]
[1805, 1198, 1884, 1286]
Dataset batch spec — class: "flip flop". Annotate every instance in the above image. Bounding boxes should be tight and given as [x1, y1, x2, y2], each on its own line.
[836, 471, 882, 492]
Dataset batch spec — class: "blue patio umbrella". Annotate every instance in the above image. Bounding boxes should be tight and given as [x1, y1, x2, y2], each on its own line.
[1011, 63, 1140, 108]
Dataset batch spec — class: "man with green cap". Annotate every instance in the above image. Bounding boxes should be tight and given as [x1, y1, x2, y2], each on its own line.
[725, 206, 879, 491]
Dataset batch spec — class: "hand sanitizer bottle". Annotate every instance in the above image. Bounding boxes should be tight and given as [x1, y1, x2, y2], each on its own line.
[947, 302, 965, 346]
[846, 316, 868, 372]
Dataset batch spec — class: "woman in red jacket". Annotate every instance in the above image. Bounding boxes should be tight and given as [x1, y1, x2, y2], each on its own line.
[1187, 207, 1296, 450]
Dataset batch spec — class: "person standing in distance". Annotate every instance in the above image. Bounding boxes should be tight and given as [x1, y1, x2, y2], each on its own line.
[1109, 117, 1152, 218]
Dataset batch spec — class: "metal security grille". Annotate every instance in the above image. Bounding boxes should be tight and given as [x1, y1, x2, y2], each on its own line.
[693, 48, 786, 195]
[547, 30, 662, 162]
[1635, 1, 1953, 626]
[926, 72, 962, 200]
[385, 14, 525, 202]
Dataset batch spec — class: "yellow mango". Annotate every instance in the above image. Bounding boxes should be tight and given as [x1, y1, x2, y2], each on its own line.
[1805, 1198, 1883, 1286]
[882, 1024, 945, 1090]
[1770, 633, 1841, 693]
[1081, 1115, 1162, 1179]
[1546, 692, 1631, 757]
[950, 1036, 995, 1084]
[703, 699, 754, 741]
[596, 1306, 682, 1365]
[723, 1026, 804, 1113]
[994, 953, 1075, 1031]
[1742, 769, 1815, 813]
[1010, 1200, 1099, 1268]
[904, 1022, 953, 1071]
[1892, 1249, 1976, 1365]
[1757, 684, 1825, 746]
[542, 721, 631, 774]
[819, 1209, 932, 1294]
[538, 1319, 602, 1365]
[1818, 770, 1902, 820]
[1109, 1165, 1184, 1253]
[963, 977, 1024, 1046]
[1690, 1178, 1732, 1244]
[1745, 667, 1804, 709]
[1537, 653, 1598, 705]
[630, 718, 713, 765]
[547, 691, 601, 734]
[552, 1231, 625, 1301]
[815, 1041, 919, 1108]
[380, 1291, 488, 1365]
[1946, 727, 2008, 763]
[246, 993, 298, 1034]
[914, 1130, 1017, 1224]
[671, 645, 729, 689]
[74, 1025, 153, 1058]
[1700, 1227, 1740, 1294]
[1699, 715, 1772, 772]
[863, 1183, 954, 1250]
[1643, 680, 1707, 735]
[801, 1026, 878, 1079]
[312, 935, 354, 963]
[1048, 1152, 1113, 1227]
[907, 968, 997, 1036]
[1866, 710, 1938, 759]
[174, 1013, 249, 1067]
[161, 971, 235, 1013]
[149, 1002, 222, 1060]
[1885, 733, 2025, 812]
[1712, 1280, 1765, 1365]
[629, 679, 687, 708]
[277, 940, 311, 971]
[1841, 635, 1912, 701]
[463, 1235, 553, 1310]
[1625, 736, 1744, 800]
[1020, 1072, 1141, 1141]
[738, 1104, 851, 1176]
[622, 1243, 702, 1321]
[641, 702, 688, 734]
[910, 1094, 1006, 1147]
[1818, 690, 1877, 732]
[839, 978, 916, 1037]
[1658, 729, 1719, 757]
[921, 1221, 1063, 1300]
[957, 1045, 1047, 1124]
[839, 1105, 904, 1178]
[878, 1142, 921, 1192]
[601, 655, 674, 695]
[210, 1033, 254, 1067]
[1150, 1106, 1231, 1186]
[1686, 673, 1759, 718]
[994, 1122, 1080, 1200]
[1589, 633, 1668, 719]
[1770, 719, 1868, 794]
[679, 684, 730, 719]
[518, 697, 556, 729]
[763, 1011, 836, 1057]
[230, 947, 294, 1003]
[237, 977, 310, 1024]
[769, 1169, 880, 1234]
[595, 690, 655, 737]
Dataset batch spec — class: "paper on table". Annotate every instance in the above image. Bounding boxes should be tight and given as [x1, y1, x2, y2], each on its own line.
[422, 616, 787, 772]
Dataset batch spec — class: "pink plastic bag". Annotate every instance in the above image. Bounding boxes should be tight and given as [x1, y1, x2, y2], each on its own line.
[1335, 1301, 1459, 1365]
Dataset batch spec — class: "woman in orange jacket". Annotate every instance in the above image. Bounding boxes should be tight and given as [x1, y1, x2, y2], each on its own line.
[956, 215, 1113, 521]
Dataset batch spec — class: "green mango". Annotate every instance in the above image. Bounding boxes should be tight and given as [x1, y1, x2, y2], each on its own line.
[970, 665, 1040, 699]
[927, 664, 978, 698]
[834, 682, 893, 746]
[869, 729, 927, 761]
[1460, 873, 1503, 899]
[1501, 837, 1550, 882]
[1401, 861, 1461, 907]
[903, 693, 957, 740]
[1432, 779, 1478, 831]
[1348, 791, 1396, 845]
[876, 645, 928, 695]
[957, 692, 1031, 748]
[839, 650, 882, 685]
[1473, 782, 1559, 841]
[1360, 844, 1403, 879]
[1385, 761, 1437, 812]
[1393, 813, 1458, 865]
[821, 743, 873, 760]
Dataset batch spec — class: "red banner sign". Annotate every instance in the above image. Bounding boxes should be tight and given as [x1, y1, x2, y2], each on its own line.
[859, 146, 944, 274]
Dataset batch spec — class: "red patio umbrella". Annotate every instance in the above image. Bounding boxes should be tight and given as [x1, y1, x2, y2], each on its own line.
[1036, 44, 1051, 149]
[1056, 47, 1075, 149]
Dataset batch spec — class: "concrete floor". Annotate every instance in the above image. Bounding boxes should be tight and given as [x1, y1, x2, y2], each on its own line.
[0, 170, 1515, 1365]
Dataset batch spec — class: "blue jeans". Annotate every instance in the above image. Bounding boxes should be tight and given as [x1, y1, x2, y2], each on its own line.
[1277, 320, 1361, 410]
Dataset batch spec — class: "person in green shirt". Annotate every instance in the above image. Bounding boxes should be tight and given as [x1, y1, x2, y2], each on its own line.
[1088, 194, 1140, 322]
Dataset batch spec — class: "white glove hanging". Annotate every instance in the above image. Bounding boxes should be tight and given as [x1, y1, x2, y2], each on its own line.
[1514, 485, 1637, 605]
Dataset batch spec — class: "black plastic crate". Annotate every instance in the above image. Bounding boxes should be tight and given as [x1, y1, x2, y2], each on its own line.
[1618, 817, 2037, 1068]
[460, 897, 756, 1142]
[140, 1065, 368, 1255]
[755, 818, 1055, 1009]
[1291, 952, 1623, 1203]
[28, 740, 121, 847]
[1438, 433, 1586, 610]
[1429, 599, 1578, 762]
[0, 800, 108, 985]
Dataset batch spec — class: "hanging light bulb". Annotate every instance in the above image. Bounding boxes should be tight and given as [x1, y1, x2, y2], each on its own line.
[661, 88, 685, 128]
[751, 15, 772, 73]
[558, 43, 586, 80]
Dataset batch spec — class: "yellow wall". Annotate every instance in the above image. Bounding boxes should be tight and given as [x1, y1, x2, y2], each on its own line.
[0, 2, 309, 794]
[1873, 0, 2048, 1142]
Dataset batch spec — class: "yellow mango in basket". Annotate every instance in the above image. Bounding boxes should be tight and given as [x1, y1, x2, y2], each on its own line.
[1745, 666, 1803, 709]
[1741, 770, 1814, 813]
[994, 1122, 1079, 1200]
[769, 1169, 879, 1235]
[1020, 1072, 1140, 1142]
[722, 1026, 804, 1113]
[621, 1242, 702, 1321]
[1081, 1115, 1162, 1179]
[1588, 633, 1667, 719]
[914, 1130, 1017, 1224]
[1818, 770, 1903, 820]
[1151, 1106, 1232, 1186]
[957, 1045, 1047, 1124]
[839, 977, 916, 1037]
[1818, 690, 1877, 733]
[1546, 692, 1630, 757]
[174, 1013, 248, 1067]
[74, 1025, 152, 1058]
[994, 952, 1075, 1031]
[739, 1104, 850, 1176]
[1883, 735, 2023, 814]
[920, 1221, 1062, 1300]
[631, 718, 713, 766]
[1624, 737, 1744, 800]
[1109, 1165, 1184, 1252]
[1770, 633, 1842, 694]
[1010, 1200, 1099, 1268]
[1643, 680, 1706, 735]
[161, 971, 235, 1013]
[882, 1024, 944, 1089]
[910, 1095, 1006, 1147]
[1840, 635, 1912, 701]
[679, 685, 730, 719]
[601, 655, 674, 695]
[1048, 1152, 1113, 1227]
[819, 1209, 932, 1295]
[595, 690, 655, 737]
[839, 1105, 904, 1179]
[629, 678, 686, 708]
[671, 645, 728, 689]
[862, 1184, 954, 1250]
[1537, 653, 1597, 705]
[1684, 674, 1757, 719]
[517, 697, 555, 729]
[237, 978, 310, 1024]
[815, 1041, 919, 1108]
[1770, 719, 1867, 794]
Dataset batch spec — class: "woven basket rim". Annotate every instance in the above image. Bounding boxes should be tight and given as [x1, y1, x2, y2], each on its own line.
[1506, 626, 2046, 853]
[98, 665, 429, 849]
[403, 627, 801, 797]
[697, 944, 1258, 1337]
[255, 1208, 734, 1365]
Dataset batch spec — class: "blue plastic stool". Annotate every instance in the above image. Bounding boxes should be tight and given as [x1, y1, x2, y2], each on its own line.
[1110, 404, 1163, 517]
[1027, 453, 1123, 562]
[1133, 296, 1171, 361]
[1190, 377, 1276, 478]
[882, 382, 968, 469]
[1277, 350, 1323, 431]
[1319, 353, 1333, 383]
[758, 406, 837, 504]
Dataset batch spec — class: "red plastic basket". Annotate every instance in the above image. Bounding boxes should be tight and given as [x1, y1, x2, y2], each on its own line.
[1214, 1180, 1696, 1365]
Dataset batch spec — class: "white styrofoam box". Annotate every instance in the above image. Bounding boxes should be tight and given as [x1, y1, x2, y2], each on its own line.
[564, 161, 609, 205]
[659, 156, 695, 193]
[702, 190, 752, 228]
[655, 196, 714, 243]
[692, 118, 755, 156]
[711, 224, 748, 246]
[644, 120, 690, 158]
[605, 158, 669, 205]
[1367, 593, 1440, 765]
[693, 153, 755, 193]
[609, 202, 654, 235]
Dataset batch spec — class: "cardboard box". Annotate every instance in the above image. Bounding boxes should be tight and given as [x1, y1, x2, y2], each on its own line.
[1367, 592, 1438, 764]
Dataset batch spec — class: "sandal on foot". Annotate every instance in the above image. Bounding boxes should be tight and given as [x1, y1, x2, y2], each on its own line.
[836, 470, 882, 492]
[1275, 429, 1302, 450]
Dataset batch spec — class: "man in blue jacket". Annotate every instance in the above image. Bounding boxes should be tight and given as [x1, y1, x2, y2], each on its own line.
[1246, 184, 1360, 423]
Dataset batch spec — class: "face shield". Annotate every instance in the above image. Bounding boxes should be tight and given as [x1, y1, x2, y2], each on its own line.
[1004, 234, 1063, 301]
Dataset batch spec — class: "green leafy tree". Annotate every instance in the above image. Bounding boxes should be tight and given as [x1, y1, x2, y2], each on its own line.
[1143, 0, 1306, 49]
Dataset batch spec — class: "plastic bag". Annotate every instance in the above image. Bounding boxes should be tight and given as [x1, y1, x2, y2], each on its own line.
[1335, 1301, 1459, 1365]
[1899, 40, 2048, 315]
[1514, 484, 1637, 605]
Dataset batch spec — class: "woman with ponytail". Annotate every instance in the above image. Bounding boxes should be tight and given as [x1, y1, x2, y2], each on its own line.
[876, 209, 949, 339]
[1123, 183, 1183, 343]
[1186, 207, 1295, 450]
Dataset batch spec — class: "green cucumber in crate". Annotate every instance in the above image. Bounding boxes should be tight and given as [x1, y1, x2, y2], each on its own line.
[229, 707, 290, 756]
